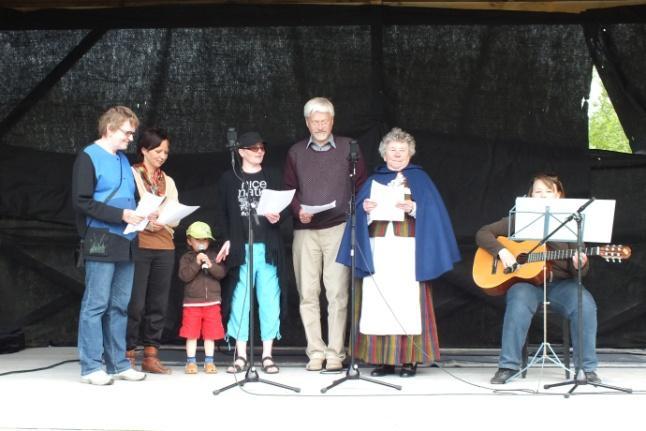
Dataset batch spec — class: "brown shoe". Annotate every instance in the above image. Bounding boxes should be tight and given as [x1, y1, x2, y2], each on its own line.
[141, 346, 172, 374]
[204, 362, 218, 374]
[126, 349, 137, 368]
[185, 362, 198, 374]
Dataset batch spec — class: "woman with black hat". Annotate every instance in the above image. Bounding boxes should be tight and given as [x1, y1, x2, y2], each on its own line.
[214, 131, 288, 374]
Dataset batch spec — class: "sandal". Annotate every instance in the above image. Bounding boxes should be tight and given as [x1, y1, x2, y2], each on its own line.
[226, 356, 248, 374]
[261, 356, 280, 374]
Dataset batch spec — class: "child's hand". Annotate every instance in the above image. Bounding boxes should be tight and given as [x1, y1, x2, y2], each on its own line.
[216, 240, 230, 263]
[196, 252, 211, 268]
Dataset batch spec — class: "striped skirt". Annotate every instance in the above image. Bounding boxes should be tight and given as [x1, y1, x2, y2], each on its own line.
[351, 280, 440, 365]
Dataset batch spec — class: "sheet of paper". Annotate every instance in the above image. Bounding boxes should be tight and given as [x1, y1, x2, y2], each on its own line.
[157, 200, 200, 226]
[301, 200, 336, 215]
[124, 192, 165, 234]
[256, 189, 295, 216]
[367, 180, 405, 223]
[512, 197, 616, 243]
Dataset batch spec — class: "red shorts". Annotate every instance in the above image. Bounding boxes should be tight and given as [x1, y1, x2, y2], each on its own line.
[179, 304, 225, 340]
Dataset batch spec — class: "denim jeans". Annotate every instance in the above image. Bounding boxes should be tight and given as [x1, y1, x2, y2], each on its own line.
[499, 279, 598, 372]
[78, 260, 135, 376]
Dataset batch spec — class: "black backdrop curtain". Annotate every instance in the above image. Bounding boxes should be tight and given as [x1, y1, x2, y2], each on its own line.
[1, 5, 645, 349]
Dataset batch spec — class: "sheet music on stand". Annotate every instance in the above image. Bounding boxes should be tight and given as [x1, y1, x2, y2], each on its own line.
[509, 197, 616, 243]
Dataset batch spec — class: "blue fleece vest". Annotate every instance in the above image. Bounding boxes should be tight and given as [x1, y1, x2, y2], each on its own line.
[84, 143, 136, 240]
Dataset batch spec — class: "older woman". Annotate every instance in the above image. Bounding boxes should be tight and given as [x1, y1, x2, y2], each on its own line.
[126, 128, 178, 374]
[337, 127, 460, 377]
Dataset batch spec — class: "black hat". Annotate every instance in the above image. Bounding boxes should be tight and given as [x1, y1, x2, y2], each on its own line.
[238, 131, 265, 148]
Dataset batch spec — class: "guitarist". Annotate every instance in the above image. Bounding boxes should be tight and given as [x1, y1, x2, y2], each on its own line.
[475, 173, 600, 385]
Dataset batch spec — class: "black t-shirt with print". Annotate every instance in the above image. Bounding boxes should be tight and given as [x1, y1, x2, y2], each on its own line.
[236, 170, 270, 244]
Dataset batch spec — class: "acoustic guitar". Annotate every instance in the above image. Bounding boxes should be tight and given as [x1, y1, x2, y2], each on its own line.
[472, 236, 631, 296]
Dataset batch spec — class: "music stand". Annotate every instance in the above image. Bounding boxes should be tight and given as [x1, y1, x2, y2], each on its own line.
[213, 146, 300, 395]
[321, 143, 401, 394]
[503, 202, 576, 381]
[536, 198, 631, 395]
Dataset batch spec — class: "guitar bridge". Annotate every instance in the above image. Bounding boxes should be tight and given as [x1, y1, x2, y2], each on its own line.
[492, 256, 499, 274]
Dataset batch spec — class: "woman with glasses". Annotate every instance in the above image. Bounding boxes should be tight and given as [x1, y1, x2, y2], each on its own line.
[337, 127, 460, 378]
[125, 128, 179, 374]
[476, 173, 601, 385]
[214, 131, 287, 374]
[72, 106, 147, 385]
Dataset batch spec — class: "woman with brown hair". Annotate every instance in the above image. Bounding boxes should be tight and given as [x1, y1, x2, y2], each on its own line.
[126, 128, 179, 374]
[476, 173, 600, 385]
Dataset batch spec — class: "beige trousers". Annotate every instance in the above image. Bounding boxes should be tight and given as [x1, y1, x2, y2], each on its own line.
[293, 223, 349, 361]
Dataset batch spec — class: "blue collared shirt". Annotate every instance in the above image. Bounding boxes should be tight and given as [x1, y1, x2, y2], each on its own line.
[306, 134, 336, 152]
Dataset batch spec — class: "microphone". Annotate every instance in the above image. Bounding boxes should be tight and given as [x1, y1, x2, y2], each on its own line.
[576, 196, 596, 214]
[347, 139, 359, 162]
[226, 127, 238, 169]
[226, 127, 238, 150]
[250, 201, 260, 226]
[197, 243, 209, 274]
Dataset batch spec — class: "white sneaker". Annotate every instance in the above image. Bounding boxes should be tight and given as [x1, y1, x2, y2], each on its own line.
[80, 370, 114, 386]
[113, 368, 147, 381]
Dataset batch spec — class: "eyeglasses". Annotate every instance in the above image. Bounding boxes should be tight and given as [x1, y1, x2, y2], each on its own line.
[241, 145, 265, 153]
[309, 119, 330, 127]
[119, 128, 136, 138]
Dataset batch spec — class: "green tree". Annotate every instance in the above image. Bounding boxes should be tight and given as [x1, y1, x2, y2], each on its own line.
[588, 69, 632, 154]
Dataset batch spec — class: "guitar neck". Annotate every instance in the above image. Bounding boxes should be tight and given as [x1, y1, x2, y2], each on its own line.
[527, 246, 598, 263]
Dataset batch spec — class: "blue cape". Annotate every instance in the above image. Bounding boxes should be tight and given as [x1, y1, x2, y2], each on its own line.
[336, 164, 460, 281]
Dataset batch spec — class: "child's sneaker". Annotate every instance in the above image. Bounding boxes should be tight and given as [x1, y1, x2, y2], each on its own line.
[204, 362, 218, 374]
[185, 362, 198, 374]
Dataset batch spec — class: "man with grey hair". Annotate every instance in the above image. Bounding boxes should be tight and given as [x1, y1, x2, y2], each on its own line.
[284, 97, 367, 371]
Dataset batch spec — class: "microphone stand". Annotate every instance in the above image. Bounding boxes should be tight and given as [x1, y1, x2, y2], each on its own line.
[214, 144, 300, 395]
[321, 141, 401, 393]
[541, 198, 631, 396]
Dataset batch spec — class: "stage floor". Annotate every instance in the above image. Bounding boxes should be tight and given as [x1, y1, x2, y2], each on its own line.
[1, 347, 646, 430]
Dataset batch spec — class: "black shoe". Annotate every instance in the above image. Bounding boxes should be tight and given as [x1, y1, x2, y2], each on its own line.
[490, 368, 517, 384]
[585, 371, 601, 384]
[370, 364, 395, 377]
[399, 363, 417, 377]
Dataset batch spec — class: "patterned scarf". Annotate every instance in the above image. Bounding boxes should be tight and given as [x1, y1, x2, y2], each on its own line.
[133, 162, 166, 196]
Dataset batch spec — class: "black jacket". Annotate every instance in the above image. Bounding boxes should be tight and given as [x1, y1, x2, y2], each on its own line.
[214, 166, 290, 320]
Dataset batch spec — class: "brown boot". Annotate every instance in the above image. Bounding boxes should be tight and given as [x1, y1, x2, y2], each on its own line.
[142, 346, 172, 374]
[126, 349, 137, 368]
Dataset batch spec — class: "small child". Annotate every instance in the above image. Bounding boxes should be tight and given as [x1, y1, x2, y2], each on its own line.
[177, 221, 227, 374]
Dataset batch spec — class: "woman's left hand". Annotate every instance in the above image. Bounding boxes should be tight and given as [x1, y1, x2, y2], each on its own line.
[146, 221, 164, 232]
[396, 199, 415, 214]
[216, 240, 230, 263]
[264, 212, 280, 224]
[147, 211, 160, 222]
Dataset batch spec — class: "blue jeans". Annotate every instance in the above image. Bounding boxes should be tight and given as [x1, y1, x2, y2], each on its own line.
[78, 260, 135, 376]
[500, 279, 598, 372]
[227, 243, 281, 342]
